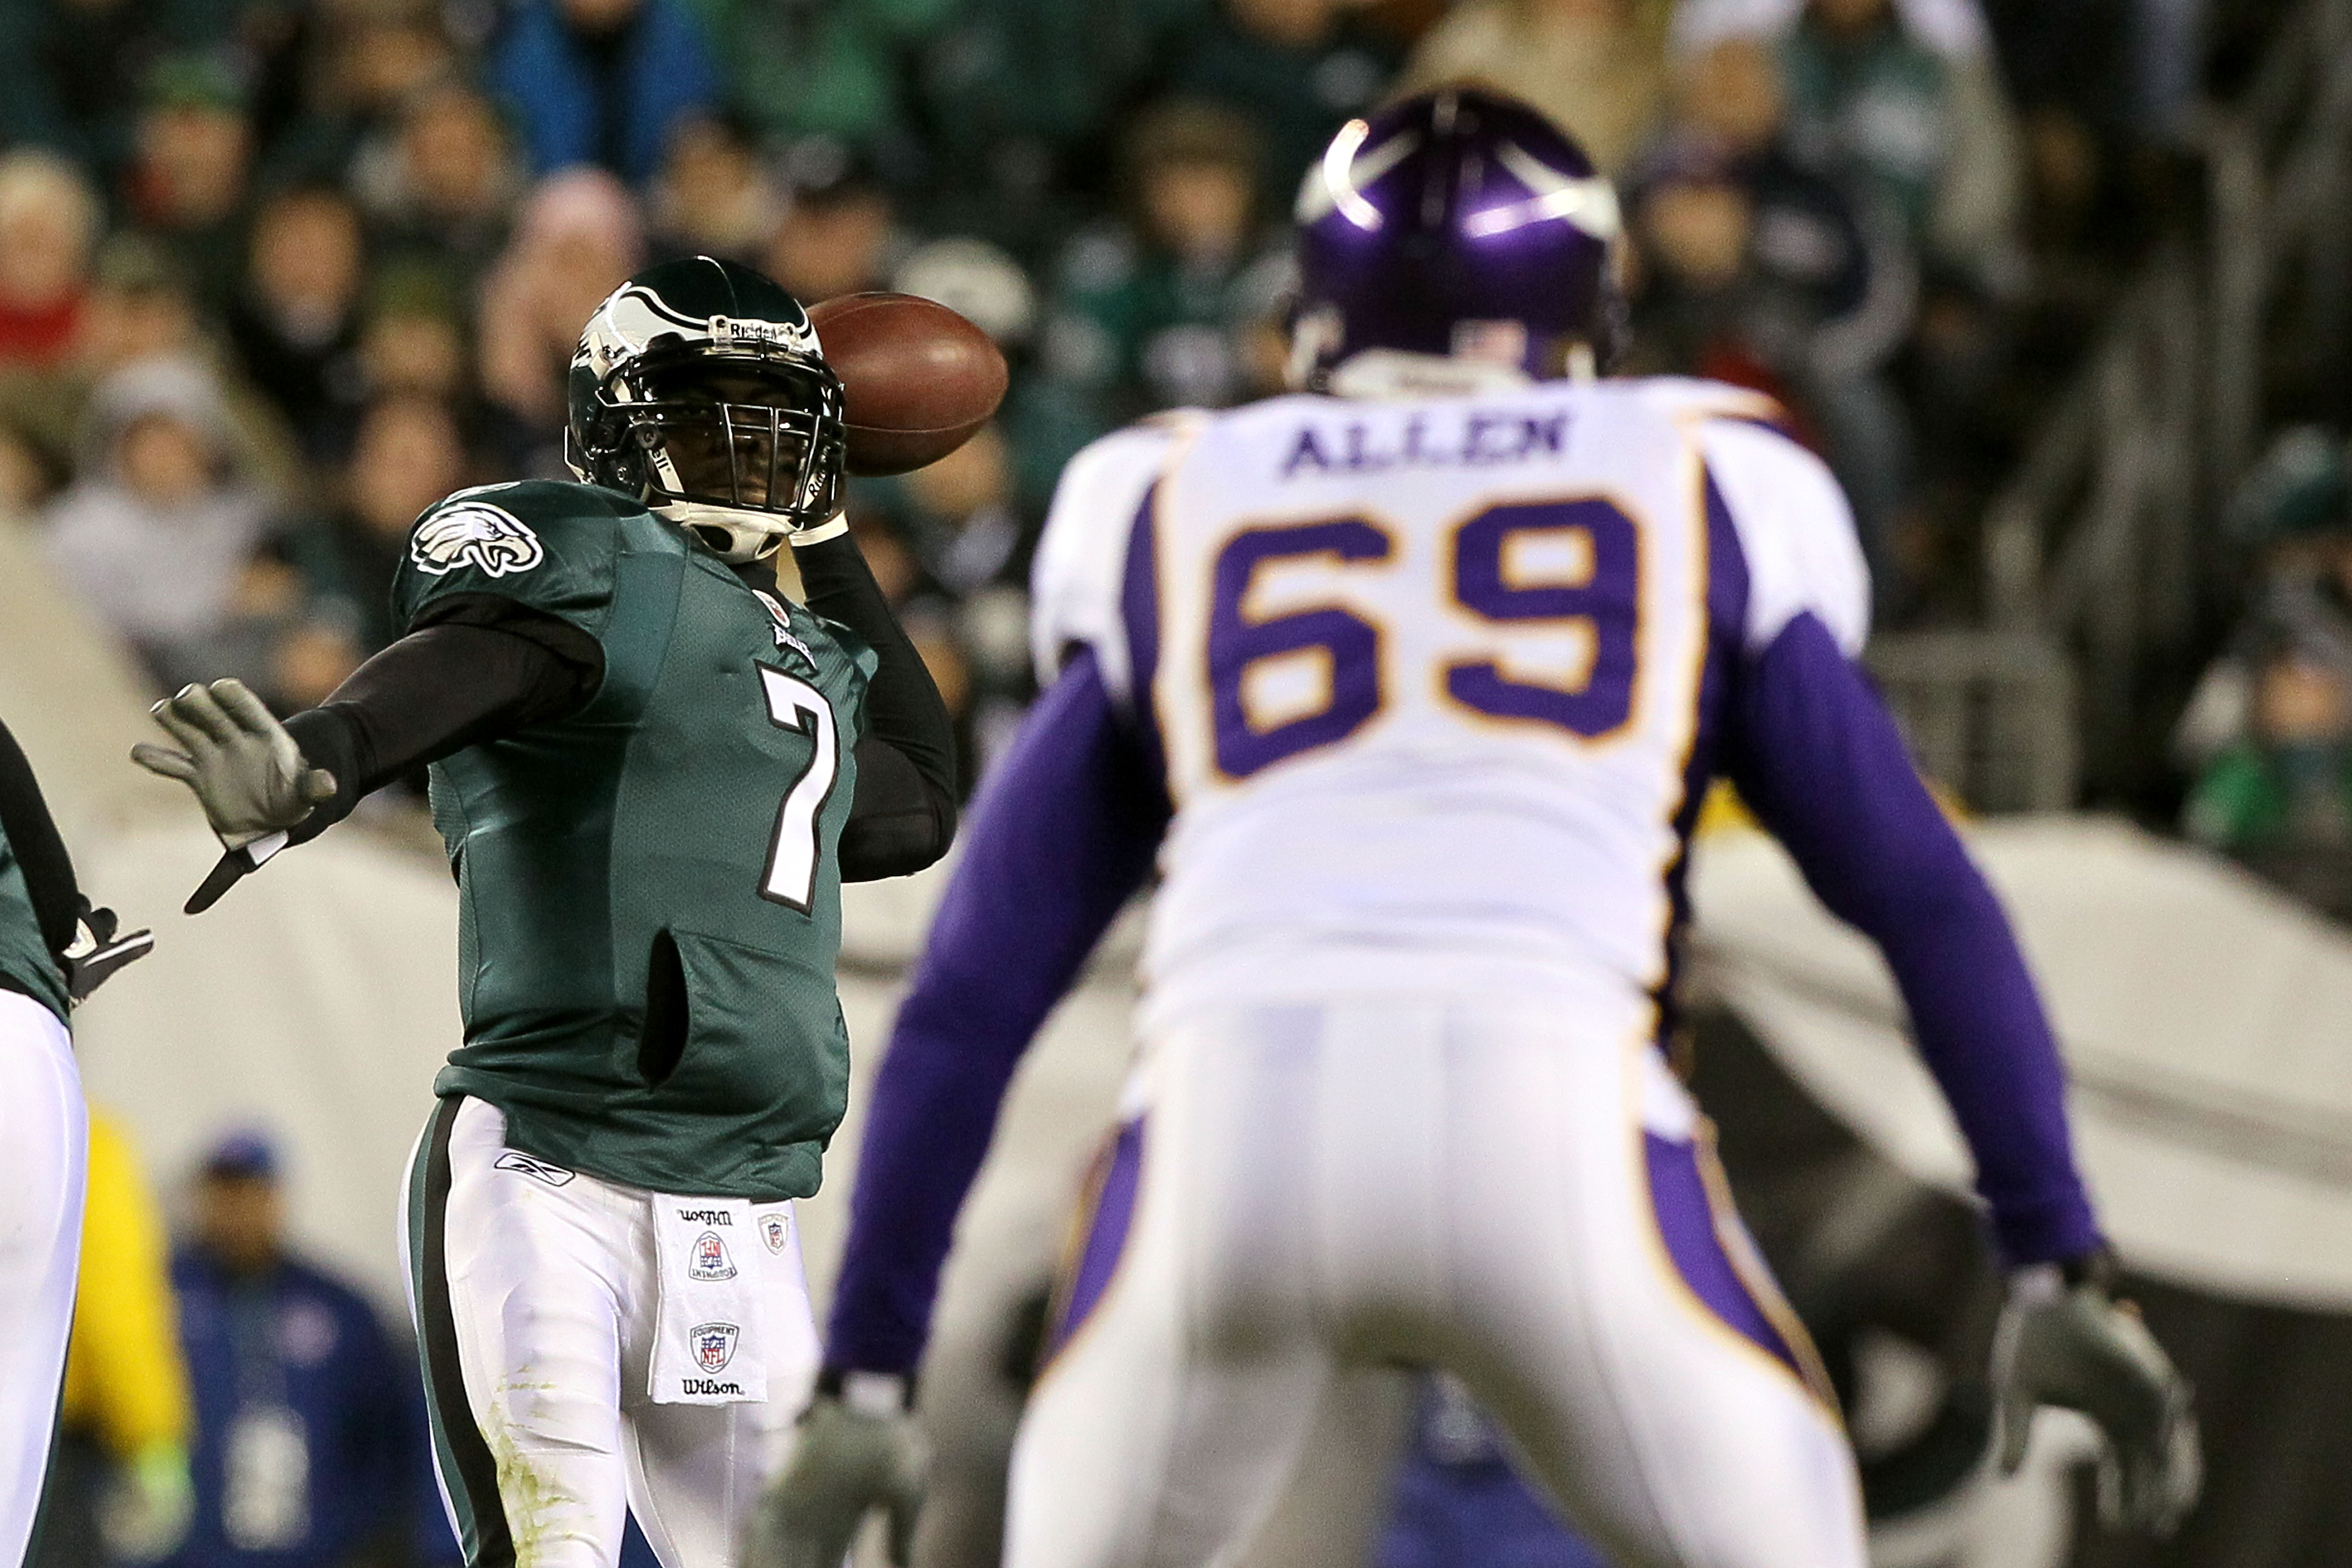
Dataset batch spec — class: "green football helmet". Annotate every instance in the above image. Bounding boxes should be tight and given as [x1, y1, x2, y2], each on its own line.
[566, 256, 846, 563]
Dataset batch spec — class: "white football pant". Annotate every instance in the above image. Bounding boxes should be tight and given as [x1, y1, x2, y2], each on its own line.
[401, 1096, 818, 1568]
[0, 990, 85, 1568]
[1006, 993, 1868, 1568]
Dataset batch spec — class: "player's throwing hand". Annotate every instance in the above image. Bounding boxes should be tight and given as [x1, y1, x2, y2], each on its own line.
[749, 1382, 927, 1568]
[133, 679, 337, 849]
[1994, 1251, 2201, 1535]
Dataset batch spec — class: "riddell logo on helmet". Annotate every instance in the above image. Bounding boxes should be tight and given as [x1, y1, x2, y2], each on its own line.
[710, 315, 804, 348]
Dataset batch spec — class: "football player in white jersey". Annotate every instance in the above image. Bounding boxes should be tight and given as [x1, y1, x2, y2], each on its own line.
[755, 89, 2199, 1568]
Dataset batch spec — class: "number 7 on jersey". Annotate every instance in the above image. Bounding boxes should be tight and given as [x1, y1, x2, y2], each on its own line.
[757, 665, 840, 912]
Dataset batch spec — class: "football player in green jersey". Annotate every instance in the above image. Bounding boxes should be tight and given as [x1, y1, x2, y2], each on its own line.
[133, 257, 956, 1568]
[0, 716, 150, 1565]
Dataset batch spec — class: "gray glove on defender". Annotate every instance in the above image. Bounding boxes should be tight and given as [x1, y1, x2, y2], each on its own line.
[1994, 1252, 2201, 1536]
[748, 1376, 926, 1568]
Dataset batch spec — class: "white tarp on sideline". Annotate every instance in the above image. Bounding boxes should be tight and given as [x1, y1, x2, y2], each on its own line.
[1692, 818, 2352, 1311]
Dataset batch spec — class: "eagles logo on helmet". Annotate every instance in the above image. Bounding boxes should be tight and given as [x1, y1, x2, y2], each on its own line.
[566, 255, 847, 564]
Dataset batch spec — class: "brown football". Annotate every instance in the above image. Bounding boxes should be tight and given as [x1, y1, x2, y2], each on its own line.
[809, 292, 1009, 477]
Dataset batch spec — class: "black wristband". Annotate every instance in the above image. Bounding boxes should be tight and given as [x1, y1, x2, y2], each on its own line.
[282, 707, 368, 845]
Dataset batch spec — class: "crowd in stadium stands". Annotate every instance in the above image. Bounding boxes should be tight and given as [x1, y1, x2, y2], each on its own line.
[0, 0, 2270, 1558]
[0, 0, 2209, 790]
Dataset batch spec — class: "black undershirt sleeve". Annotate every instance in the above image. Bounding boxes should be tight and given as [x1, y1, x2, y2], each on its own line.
[280, 614, 600, 845]
[271, 555, 953, 883]
[787, 534, 958, 880]
[0, 715, 81, 957]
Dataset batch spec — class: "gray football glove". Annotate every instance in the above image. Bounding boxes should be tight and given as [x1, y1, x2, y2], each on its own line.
[748, 1378, 926, 1568]
[133, 679, 334, 848]
[1994, 1254, 2201, 1536]
[134, 680, 336, 911]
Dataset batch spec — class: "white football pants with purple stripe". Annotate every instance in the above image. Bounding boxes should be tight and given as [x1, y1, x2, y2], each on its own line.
[0, 990, 84, 1568]
[1007, 993, 1868, 1568]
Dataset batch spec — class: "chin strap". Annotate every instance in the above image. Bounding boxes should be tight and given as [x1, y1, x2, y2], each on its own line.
[649, 499, 793, 563]
[790, 513, 850, 546]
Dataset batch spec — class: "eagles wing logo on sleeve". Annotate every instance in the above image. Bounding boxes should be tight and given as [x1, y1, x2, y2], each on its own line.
[410, 501, 546, 577]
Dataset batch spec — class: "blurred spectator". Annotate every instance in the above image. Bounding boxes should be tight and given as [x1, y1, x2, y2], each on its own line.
[907, 0, 1175, 254]
[690, 0, 959, 148]
[1401, 0, 1673, 179]
[762, 146, 901, 304]
[291, 393, 471, 659]
[0, 0, 223, 186]
[0, 152, 102, 371]
[31, 1109, 196, 1568]
[0, 237, 303, 518]
[2179, 429, 2352, 754]
[1033, 101, 1288, 474]
[2184, 635, 2352, 919]
[1672, 0, 1993, 57]
[490, 0, 722, 184]
[124, 56, 258, 320]
[886, 423, 1039, 775]
[1775, 0, 2024, 290]
[892, 234, 1083, 516]
[43, 356, 281, 694]
[355, 263, 478, 419]
[650, 112, 781, 264]
[1159, 0, 1405, 207]
[163, 1132, 424, 1568]
[352, 79, 521, 296]
[894, 236, 1039, 351]
[1625, 38, 1916, 606]
[2176, 427, 2352, 916]
[271, 7, 460, 185]
[477, 169, 644, 476]
[225, 186, 368, 460]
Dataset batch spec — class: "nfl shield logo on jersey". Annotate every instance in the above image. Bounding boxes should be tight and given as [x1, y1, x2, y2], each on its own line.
[688, 1231, 736, 1281]
[760, 1213, 789, 1254]
[691, 1322, 739, 1373]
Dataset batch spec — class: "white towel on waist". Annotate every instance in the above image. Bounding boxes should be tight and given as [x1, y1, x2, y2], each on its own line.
[649, 1196, 767, 1405]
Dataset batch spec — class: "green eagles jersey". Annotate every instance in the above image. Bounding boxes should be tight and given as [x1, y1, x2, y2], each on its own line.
[0, 825, 67, 1022]
[392, 480, 875, 1200]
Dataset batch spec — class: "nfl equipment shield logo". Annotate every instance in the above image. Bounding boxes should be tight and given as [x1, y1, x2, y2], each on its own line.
[760, 1213, 789, 1254]
[691, 1322, 739, 1373]
[688, 1231, 736, 1281]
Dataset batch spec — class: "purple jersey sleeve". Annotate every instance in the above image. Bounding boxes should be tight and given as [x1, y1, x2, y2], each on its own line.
[1723, 609, 2102, 1266]
[823, 648, 1170, 1375]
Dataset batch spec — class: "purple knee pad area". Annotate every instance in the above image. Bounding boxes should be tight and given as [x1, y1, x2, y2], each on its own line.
[1642, 1132, 1804, 1381]
[1045, 1118, 1146, 1361]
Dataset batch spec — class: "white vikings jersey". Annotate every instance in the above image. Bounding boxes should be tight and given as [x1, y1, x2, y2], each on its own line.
[1032, 377, 1868, 1021]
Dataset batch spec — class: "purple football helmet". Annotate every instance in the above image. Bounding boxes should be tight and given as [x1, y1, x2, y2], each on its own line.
[1293, 87, 1625, 386]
